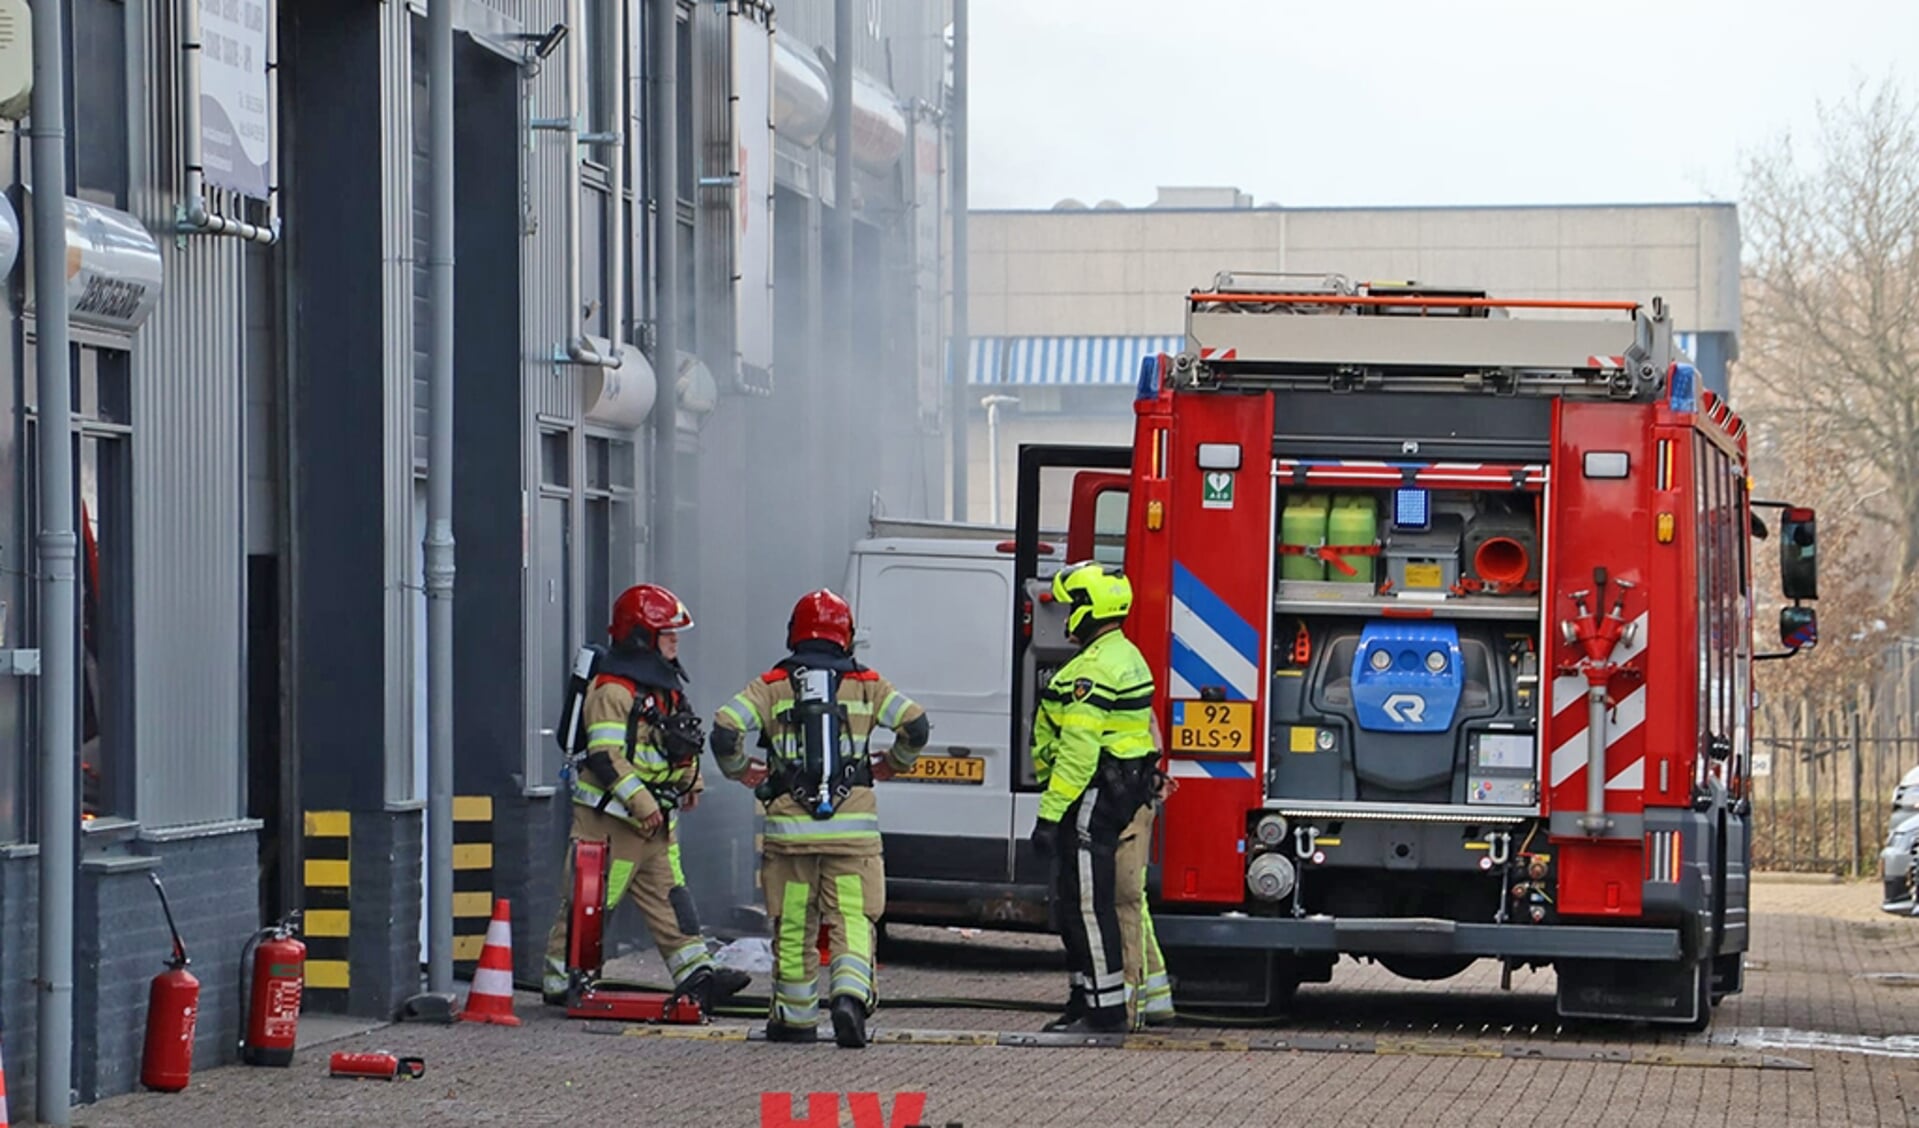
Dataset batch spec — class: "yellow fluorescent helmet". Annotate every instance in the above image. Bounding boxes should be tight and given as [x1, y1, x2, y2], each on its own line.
[1052, 561, 1133, 635]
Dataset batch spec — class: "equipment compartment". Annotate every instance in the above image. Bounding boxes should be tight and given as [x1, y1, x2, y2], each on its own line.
[1272, 486, 1544, 620]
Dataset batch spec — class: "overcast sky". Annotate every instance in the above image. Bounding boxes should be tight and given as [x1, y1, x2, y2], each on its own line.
[968, 0, 1919, 210]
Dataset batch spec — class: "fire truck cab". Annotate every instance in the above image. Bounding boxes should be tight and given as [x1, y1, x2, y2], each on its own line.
[1010, 274, 1821, 1029]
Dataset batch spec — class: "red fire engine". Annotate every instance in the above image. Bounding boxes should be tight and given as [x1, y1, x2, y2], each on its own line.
[1011, 275, 1821, 1029]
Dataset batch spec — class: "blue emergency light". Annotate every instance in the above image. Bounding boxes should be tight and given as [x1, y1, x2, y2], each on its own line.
[1668, 362, 1699, 414]
[1393, 487, 1431, 531]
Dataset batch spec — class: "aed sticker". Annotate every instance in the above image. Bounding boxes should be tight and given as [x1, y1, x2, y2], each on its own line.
[1202, 471, 1235, 509]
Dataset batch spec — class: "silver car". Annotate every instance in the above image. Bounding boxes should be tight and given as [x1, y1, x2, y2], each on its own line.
[1893, 765, 1919, 837]
[1880, 810, 1919, 914]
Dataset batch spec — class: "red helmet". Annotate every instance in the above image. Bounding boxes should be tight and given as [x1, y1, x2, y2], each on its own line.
[787, 589, 853, 651]
[609, 583, 694, 647]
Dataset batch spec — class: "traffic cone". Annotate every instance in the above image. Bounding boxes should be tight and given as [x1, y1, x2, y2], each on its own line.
[460, 898, 523, 1027]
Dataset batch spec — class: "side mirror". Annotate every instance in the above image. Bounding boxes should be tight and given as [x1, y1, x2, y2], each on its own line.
[1779, 605, 1818, 652]
[1779, 506, 1817, 601]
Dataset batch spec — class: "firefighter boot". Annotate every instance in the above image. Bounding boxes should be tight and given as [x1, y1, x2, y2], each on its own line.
[830, 995, 869, 1049]
[710, 967, 752, 1005]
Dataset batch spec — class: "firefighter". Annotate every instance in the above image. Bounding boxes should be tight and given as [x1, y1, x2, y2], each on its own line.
[1029, 561, 1159, 1033]
[541, 583, 750, 1010]
[1116, 781, 1177, 1028]
[710, 589, 931, 1048]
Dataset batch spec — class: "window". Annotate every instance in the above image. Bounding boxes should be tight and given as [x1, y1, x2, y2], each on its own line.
[23, 345, 135, 826]
[584, 435, 637, 628]
[72, 0, 130, 208]
[1092, 489, 1128, 566]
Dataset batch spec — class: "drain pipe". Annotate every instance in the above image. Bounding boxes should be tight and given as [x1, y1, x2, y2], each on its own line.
[179, 0, 279, 243]
[650, 0, 679, 574]
[30, 0, 79, 1120]
[420, 0, 459, 1001]
[560, 0, 622, 368]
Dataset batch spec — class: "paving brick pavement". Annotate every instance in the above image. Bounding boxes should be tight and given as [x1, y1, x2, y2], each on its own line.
[72, 895, 1919, 1128]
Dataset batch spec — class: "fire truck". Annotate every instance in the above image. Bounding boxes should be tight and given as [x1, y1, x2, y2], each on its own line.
[1010, 274, 1822, 1029]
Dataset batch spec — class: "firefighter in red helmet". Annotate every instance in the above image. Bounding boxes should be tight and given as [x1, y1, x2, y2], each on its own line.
[710, 589, 931, 1048]
[542, 583, 750, 1010]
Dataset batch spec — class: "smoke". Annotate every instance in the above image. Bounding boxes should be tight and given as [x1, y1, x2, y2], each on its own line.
[672, 0, 950, 933]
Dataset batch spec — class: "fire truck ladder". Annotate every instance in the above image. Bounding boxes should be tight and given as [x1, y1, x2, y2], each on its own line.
[1177, 277, 1676, 401]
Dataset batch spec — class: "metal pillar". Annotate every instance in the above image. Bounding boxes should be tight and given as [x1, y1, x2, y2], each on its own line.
[651, 0, 679, 579]
[423, 0, 457, 997]
[31, 0, 78, 1117]
[947, 0, 969, 520]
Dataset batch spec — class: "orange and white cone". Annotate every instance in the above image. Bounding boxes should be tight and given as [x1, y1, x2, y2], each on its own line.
[460, 898, 523, 1027]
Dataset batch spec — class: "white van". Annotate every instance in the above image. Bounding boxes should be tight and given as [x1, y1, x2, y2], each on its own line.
[842, 516, 1064, 930]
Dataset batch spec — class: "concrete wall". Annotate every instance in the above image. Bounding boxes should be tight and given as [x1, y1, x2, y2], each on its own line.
[970, 203, 1742, 340]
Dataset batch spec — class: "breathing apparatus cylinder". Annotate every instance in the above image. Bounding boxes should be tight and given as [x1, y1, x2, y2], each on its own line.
[795, 667, 840, 817]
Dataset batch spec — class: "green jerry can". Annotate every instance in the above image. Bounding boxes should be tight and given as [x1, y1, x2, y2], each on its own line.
[1325, 495, 1379, 585]
[1279, 493, 1330, 581]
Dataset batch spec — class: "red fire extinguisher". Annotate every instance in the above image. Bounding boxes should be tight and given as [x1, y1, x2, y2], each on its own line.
[240, 911, 306, 1066]
[140, 872, 200, 1093]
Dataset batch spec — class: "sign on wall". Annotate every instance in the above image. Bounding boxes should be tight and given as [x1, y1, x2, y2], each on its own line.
[199, 0, 273, 199]
[732, 2, 775, 393]
[23, 195, 166, 337]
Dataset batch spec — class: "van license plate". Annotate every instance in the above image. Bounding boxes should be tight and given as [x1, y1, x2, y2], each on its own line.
[1170, 701, 1254, 755]
[895, 756, 986, 785]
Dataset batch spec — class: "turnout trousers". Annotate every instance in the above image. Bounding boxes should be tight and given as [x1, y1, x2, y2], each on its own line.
[1052, 772, 1145, 1028]
[762, 850, 886, 1032]
[543, 805, 714, 997]
[1115, 802, 1174, 1028]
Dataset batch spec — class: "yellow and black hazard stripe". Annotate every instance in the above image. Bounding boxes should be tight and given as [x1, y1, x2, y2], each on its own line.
[452, 796, 495, 974]
[301, 810, 351, 1007]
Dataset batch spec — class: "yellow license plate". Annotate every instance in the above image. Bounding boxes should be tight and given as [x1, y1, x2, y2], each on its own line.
[894, 756, 986, 785]
[1170, 701, 1254, 755]
[1403, 562, 1444, 589]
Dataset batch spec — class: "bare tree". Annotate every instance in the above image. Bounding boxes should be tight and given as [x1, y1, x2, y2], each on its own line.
[1741, 76, 1919, 575]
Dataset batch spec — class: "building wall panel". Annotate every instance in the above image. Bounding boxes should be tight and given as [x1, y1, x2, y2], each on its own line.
[127, 0, 248, 827]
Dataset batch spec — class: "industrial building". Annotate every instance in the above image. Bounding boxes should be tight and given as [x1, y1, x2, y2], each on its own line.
[956, 189, 1742, 523]
[0, 0, 952, 1117]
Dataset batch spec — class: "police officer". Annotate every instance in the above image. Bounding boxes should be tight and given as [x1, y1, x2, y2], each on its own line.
[1029, 562, 1158, 1034]
[542, 583, 750, 1010]
[710, 589, 931, 1048]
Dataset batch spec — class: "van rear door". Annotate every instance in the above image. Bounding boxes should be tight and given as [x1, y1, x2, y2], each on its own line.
[854, 547, 1017, 887]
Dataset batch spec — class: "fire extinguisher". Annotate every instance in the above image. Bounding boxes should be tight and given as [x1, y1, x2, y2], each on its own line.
[239, 910, 306, 1067]
[140, 872, 200, 1093]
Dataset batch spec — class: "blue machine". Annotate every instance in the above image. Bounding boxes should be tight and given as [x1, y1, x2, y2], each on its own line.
[1350, 622, 1465, 734]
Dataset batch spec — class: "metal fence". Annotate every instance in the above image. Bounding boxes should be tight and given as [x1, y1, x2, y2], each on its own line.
[1751, 696, 1919, 876]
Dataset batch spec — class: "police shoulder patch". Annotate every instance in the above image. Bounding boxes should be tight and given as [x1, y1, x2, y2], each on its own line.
[1071, 677, 1095, 702]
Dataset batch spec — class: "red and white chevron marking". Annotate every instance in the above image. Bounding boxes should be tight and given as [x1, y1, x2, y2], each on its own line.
[1586, 354, 1628, 370]
[1547, 610, 1652, 796]
[1198, 346, 1239, 361]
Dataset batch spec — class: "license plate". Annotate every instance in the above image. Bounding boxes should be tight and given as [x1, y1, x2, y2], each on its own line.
[1404, 562, 1444, 589]
[1169, 700, 1254, 755]
[894, 756, 986, 785]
